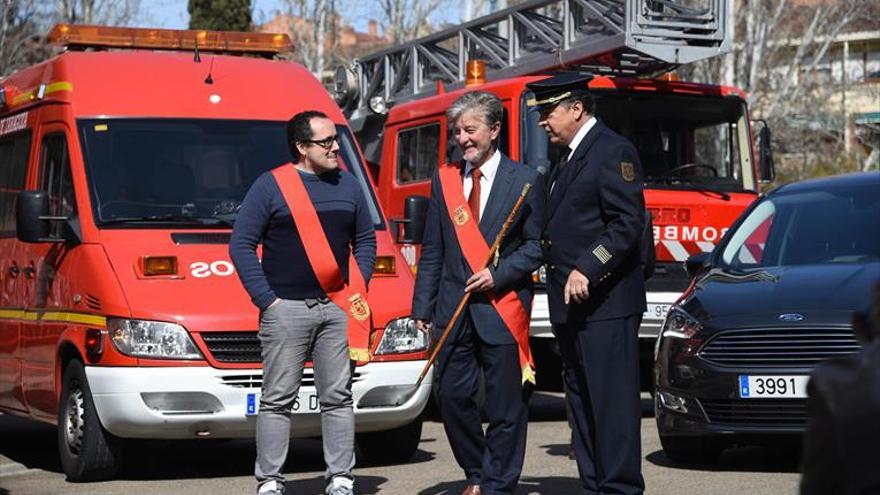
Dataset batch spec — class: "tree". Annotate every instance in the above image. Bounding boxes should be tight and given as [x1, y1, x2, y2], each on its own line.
[379, 0, 449, 43]
[0, 1, 47, 77]
[55, 0, 143, 26]
[677, 0, 877, 181]
[279, 0, 337, 78]
[188, 0, 253, 31]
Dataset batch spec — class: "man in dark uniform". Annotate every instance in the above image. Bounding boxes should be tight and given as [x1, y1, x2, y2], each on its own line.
[530, 73, 647, 495]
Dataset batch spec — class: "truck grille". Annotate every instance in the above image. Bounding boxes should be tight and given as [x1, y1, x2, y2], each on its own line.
[201, 331, 261, 363]
[221, 370, 364, 389]
[699, 327, 859, 368]
[701, 399, 807, 428]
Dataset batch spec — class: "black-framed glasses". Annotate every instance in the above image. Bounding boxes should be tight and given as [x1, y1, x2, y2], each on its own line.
[302, 135, 338, 150]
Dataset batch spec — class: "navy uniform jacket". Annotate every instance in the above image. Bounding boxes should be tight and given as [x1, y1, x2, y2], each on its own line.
[543, 120, 647, 324]
[412, 155, 546, 344]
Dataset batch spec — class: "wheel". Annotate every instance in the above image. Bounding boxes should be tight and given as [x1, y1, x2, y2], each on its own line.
[58, 360, 124, 481]
[357, 418, 422, 464]
[659, 434, 723, 464]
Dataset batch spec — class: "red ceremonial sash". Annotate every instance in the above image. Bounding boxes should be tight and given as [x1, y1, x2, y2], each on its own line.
[438, 163, 535, 385]
[271, 164, 372, 362]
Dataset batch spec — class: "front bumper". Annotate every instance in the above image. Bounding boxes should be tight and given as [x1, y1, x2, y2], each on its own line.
[654, 361, 810, 437]
[86, 361, 432, 439]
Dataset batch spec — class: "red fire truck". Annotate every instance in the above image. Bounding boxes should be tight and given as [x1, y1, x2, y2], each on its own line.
[335, 0, 775, 388]
[0, 25, 431, 481]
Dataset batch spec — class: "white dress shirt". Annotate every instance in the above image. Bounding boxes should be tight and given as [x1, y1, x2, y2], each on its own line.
[550, 117, 597, 194]
[566, 116, 597, 161]
[463, 149, 501, 220]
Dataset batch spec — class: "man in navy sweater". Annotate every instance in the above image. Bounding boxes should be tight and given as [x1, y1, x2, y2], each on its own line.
[230, 110, 376, 495]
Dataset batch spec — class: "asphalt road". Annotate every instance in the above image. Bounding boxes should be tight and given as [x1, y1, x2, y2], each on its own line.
[0, 393, 802, 495]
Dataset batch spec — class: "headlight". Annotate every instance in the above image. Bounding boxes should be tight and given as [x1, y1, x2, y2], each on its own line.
[655, 307, 705, 364]
[660, 308, 703, 339]
[108, 318, 202, 360]
[375, 317, 429, 355]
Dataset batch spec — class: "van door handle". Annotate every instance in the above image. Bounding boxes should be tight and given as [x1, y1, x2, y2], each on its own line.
[8, 263, 20, 278]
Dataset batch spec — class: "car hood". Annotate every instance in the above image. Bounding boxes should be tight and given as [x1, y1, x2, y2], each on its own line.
[682, 262, 880, 327]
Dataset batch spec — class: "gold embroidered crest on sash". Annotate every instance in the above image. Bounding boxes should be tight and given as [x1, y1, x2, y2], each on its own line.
[348, 293, 370, 321]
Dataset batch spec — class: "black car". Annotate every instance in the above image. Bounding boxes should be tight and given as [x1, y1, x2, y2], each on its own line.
[654, 172, 880, 462]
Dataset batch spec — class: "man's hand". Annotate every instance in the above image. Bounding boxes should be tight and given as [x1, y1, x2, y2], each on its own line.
[414, 319, 434, 333]
[465, 268, 495, 293]
[267, 298, 281, 310]
[564, 269, 590, 304]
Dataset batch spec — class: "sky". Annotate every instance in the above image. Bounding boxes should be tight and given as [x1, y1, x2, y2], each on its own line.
[149, 0, 463, 34]
[151, 0, 283, 30]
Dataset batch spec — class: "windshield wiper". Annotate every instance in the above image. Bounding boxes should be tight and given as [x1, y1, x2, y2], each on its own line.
[673, 181, 731, 201]
[98, 214, 230, 226]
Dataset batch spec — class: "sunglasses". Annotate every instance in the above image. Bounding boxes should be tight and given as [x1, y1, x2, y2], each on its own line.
[302, 135, 338, 150]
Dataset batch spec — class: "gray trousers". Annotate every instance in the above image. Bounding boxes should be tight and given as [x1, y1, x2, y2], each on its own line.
[255, 298, 355, 486]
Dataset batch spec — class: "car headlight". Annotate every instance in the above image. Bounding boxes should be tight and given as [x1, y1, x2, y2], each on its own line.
[655, 307, 705, 364]
[659, 308, 703, 339]
[375, 317, 429, 355]
[108, 318, 202, 360]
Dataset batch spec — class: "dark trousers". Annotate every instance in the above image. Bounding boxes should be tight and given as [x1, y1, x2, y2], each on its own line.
[436, 314, 530, 495]
[555, 315, 644, 495]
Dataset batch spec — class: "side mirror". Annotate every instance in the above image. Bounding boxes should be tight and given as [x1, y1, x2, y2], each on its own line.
[752, 119, 775, 183]
[684, 252, 710, 279]
[16, 191, 66, 243]
[392, 195, 429, 245]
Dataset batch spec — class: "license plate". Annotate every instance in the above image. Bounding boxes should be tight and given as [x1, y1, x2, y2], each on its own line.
[644, 303, 671, 320]
[738, 375, 810, 399]
[246, 392, 320, 415]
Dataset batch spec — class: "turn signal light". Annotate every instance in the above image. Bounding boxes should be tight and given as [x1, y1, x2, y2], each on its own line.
[47, 24, 293, 55]
[85, 328, 103, 356]
[143, 256, 178, 276]
[374, 256, 396, 275]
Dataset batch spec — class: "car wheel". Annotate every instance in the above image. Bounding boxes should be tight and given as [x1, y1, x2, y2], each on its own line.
[659, 434, 723, 464]
[357, 418, 422, 464]
[58, 359, 124, 481]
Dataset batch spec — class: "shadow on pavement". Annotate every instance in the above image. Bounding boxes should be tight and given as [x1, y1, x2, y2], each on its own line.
[646, 442, 802, 474]
[284, 474, 387, 494]
[0, 414, 62, 473]
[418, 476, 582, 495]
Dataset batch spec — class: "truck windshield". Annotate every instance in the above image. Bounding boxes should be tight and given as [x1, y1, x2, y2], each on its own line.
[78, 119, 385, 229]
[521, 91, 751, 192]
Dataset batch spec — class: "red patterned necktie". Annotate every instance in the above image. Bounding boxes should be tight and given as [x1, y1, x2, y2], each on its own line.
[468, 167, 483, 224]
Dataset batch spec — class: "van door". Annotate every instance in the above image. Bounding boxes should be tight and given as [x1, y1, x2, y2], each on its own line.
[22, 124, 77, 419]
[0, 125, 33, 413]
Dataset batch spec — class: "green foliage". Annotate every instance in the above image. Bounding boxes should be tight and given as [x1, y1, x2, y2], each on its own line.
[188, 0, 252, 32]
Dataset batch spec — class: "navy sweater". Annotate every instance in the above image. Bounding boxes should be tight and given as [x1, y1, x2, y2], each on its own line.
[229, 165, 376, 310]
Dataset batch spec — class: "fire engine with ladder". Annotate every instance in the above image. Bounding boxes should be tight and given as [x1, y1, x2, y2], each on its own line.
[334, 0, 776, 388]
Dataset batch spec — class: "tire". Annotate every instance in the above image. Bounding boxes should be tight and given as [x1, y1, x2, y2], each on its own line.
[659, 434, 723, 464]
[357, 418, 423, 464]
[58, 359, 124, 481]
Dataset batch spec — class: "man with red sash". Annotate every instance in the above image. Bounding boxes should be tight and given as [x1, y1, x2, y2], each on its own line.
[230, 111, 376, 495]
[412, 91, 545, 495]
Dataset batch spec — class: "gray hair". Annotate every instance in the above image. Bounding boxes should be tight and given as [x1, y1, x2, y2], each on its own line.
[446, 91, 503, 128]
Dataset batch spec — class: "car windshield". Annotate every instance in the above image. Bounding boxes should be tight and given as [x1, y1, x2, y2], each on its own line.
[720, 182, 880, 269]
[521, 91, 751, 191]
[78, 119, 385, 229]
